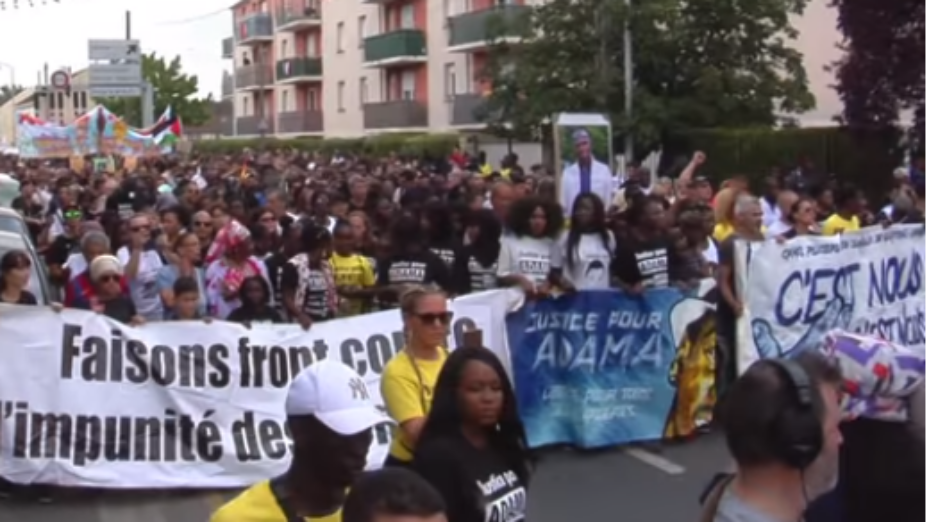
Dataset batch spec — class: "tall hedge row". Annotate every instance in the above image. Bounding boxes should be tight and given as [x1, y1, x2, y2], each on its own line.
[660, 127, 902, 195]
[191, 133, 461, 159]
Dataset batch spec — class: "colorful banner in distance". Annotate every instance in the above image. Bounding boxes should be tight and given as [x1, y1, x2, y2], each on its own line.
[508, 281, 717, 449]
[16, 105, 181, 158]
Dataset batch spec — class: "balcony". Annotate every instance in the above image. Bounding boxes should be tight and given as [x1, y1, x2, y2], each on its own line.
[363, 29, 427, 67]
[235, 13, 274, 44]
[276, 57, 323, 84]
[274, 3, 321, 31]
[222, 37, 234, 58]
[451, 93, 490, 126]
[235, 64, 274, 90]
[221, 73, 234, 97]
[448, 5, 532, 52]
[278, 111, 324, 134]
[236, 116, 274, 135]
[363, 100, 428, 129]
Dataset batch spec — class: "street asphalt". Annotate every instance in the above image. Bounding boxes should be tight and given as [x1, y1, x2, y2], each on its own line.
[0, 432, 731, 522]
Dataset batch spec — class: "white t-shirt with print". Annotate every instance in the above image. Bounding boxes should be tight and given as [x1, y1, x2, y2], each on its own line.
[550, 231, 616, 289]
[496, 236, 553, 288]
[117, 246, 165, 320]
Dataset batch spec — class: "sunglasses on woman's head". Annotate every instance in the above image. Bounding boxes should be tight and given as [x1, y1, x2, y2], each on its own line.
[413, 311, 454, 326]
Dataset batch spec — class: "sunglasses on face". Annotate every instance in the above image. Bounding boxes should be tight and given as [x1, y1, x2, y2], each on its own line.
[413, 311, 454, 326]
[64, 210, 83, 220]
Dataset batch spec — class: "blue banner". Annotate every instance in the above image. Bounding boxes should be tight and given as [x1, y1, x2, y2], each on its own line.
[508, 283, 718, 449]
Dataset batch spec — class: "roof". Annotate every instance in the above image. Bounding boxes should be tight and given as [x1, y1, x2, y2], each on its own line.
[1, 87, 36, 112]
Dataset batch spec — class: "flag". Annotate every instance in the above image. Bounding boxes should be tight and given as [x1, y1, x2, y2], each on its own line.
[145, 107, 183, 146]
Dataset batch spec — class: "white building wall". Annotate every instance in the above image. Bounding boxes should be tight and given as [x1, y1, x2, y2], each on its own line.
[320, 0, 381, 137]
[425, 0, 471, 131]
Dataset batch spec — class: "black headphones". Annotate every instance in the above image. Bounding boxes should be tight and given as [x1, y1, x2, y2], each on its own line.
[766, 358, 823, 470]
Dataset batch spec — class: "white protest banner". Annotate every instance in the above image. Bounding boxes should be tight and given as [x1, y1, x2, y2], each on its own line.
[735, 225, 925, 373]
[0, 290, 519, 489]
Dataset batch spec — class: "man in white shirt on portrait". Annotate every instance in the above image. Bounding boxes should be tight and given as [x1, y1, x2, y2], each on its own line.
[559, 128, 613, 214]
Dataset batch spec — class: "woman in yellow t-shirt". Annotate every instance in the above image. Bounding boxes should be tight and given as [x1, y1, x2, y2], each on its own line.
[331, 220, 376, 316]
[381, 285, 451, 467]
[712, 187, 743, 242]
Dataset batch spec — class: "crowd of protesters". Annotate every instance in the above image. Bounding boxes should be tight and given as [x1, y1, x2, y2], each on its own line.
[0, 145, 924, 522]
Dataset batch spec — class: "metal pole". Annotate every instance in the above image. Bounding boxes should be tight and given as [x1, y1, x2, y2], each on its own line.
[126, 10, 132, 40]
[231, 15, 238, 136]
[142, 83, 155, 127]
[622, 0, 634, 160]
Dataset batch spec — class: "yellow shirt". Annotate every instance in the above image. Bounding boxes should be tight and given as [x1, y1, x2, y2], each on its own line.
[210, 480, 343, 522]
[330, 253, 375, 316]
[712, 222, 734, 242]
[380, 349, 448, 461]
[821, 213, 860, 236]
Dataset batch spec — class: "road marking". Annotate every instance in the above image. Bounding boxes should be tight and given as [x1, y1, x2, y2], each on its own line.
[623, 447, 686, 475]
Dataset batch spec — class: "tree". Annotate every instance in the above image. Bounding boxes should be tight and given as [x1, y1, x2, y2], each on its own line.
[97, 52, 212, 128]
[0, 84, 24, 106]
[830, 0, 924, 150]
[479, 0, 816, 155]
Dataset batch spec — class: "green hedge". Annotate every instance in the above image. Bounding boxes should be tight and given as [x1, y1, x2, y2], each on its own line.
[191, 133, 461, 158]
[660, 126, 902, 196]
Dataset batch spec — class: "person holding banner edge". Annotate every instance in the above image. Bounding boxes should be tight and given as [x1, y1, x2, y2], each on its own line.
[210, 360, 388, 522]
[381, 286, 452, 468]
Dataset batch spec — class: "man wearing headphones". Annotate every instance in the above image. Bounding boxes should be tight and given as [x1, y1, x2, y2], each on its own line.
[701, 352, 844, 522]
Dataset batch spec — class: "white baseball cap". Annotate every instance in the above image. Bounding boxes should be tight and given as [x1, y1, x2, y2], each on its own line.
[285, 360, 389, 435]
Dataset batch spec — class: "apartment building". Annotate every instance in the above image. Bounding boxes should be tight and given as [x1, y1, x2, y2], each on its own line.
[225, 0, 531, 137]
[223, 0, 843, 137]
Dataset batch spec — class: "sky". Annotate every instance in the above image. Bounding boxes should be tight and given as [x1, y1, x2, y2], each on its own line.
[0, 0, 231, 98]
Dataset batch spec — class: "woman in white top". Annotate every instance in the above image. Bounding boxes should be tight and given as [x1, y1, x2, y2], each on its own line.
[550, 193, 615, 290]
[496, 196, 563, 296]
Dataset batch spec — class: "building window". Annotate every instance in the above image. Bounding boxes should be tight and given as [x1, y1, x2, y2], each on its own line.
[281, 90, 289, 112]
[444, 63, 456, 100]
[359, 77, 368, 105]
[357, 15, 366, 48]
[79, 91, 88, 110]
[281, 39, 289, 59]
[400, 4, 414, 29]
[243, 97, 250, 116]
[307, 89, 318, 111]
[401, 71, 415, 100]
[307, 33, 318, 56]
[337, 22, 345, 53]
[337, 81, 345, 111]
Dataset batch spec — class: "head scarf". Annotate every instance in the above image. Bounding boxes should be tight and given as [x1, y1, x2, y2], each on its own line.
[206, 220, 251, 264]
[89, 255, 122, 282]
[819, 329, 925, 422]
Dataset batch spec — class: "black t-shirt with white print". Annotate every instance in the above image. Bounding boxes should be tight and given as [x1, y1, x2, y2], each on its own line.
[611, 233, 681, 289]
[412, 435, 527, 522]
[430, 242, 459, 270]
[280, 261, 332, 321]
[376, 250, 453, 306]
[453, 247, 499, 295]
